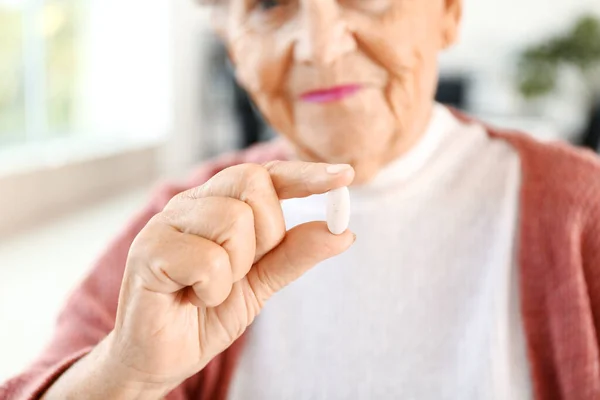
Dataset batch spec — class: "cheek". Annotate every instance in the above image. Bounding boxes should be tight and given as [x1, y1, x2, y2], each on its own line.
[228, 29, 297, 138]
[229, 33, 293, 96]
[348, 11, 442, 123]
[348, 8, 443, 79]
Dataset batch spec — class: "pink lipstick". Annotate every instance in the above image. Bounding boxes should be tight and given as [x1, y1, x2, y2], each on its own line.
[300, 84, 362, 103]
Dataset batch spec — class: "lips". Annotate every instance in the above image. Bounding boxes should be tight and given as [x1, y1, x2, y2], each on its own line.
[299, 84, 363, 103]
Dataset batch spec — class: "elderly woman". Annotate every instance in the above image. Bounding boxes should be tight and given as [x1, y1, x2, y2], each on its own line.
[3, 1, 600, 399]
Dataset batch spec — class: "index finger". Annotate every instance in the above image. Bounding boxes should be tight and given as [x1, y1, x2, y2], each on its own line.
[263, 160, 355, 199]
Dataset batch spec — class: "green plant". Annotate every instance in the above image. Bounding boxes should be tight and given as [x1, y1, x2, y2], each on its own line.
[516, 15, 600, 100]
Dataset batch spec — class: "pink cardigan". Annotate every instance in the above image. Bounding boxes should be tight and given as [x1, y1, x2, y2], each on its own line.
[2, 112, 600, 399]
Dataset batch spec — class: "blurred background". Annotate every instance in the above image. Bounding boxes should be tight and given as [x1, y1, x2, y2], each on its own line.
[0, 0, 599, 382]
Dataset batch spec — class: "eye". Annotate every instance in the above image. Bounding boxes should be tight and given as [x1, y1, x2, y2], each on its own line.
[257, 0, 282, 10]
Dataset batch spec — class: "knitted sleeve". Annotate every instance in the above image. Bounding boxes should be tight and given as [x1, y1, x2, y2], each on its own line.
[582, 185, 600, 344]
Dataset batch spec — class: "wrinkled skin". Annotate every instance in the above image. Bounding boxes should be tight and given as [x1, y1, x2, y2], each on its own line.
[42, 162, 356, 400]
[219, 0, 462, 183]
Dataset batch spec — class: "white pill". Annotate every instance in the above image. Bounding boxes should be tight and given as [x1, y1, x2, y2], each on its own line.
[326, 187, 351, 235]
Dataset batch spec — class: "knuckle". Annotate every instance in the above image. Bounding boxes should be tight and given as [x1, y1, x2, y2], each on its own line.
[201, 163, 275, 201]
[202, 245, 231, 283]
[262, 160, 281, 172]
[154, 208, 181, 228]
[147, 254, 172, 284]
[225, 199, 254, 230]
[130, 220, 162, 262]
[238, 163, 272, 193]
[164, 192, 184, 208]
[240, 162, 269, 177]
[127, 240, 148, 269]
[187, 182, 210, 200]
[147, 212, 167, 227]
[128, 226, 173, 286]
[222, 163, 267, 182]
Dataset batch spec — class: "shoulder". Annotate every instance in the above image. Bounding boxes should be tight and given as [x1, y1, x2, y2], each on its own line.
[473, 115, 600, 279]
[493, 127, 600, 214]
[150, 139, 292, 210]
[450, 107, 600, 212]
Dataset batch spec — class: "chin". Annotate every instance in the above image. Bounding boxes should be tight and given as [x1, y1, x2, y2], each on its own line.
[294, 110, 395, 158]
[350, 164, 382, 185]
[295, 125, 381, 161]
[291, 140, 383, 186]
[294, 88, 394, 145]
[289, 122, 395, 187]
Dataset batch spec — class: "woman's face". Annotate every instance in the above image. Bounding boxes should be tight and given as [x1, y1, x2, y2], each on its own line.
[217, 0, 461, 183]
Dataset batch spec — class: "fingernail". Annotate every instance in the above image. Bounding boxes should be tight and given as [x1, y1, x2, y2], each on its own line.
[352, 233, 357, 243]
[327, 164, 352, 174]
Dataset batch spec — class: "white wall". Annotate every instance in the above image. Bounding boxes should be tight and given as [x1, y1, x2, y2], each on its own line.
[79, 0, 172, 141]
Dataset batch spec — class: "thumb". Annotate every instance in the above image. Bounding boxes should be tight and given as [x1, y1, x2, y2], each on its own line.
[246, 221, 355, 304]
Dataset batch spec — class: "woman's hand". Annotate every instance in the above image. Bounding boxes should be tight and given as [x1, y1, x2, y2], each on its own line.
[102, 161, 355, 395]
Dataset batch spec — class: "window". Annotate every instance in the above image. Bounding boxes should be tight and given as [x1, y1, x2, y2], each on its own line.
[0, 0, 84, 146]
[0, 0, 172, 163]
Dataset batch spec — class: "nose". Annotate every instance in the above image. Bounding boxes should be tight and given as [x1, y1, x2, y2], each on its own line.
[293, 0, 357, 65]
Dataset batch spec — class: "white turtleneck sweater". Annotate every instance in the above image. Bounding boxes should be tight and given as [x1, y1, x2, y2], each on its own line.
[228, 104, 532, 400]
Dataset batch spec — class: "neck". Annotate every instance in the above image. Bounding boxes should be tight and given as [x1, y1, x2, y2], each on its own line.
[280, 102, 436, 186]
[349, 103, 435, 185]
